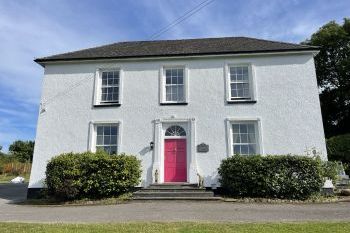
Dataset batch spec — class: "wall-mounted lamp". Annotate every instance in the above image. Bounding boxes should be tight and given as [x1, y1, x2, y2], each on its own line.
[149, 142, 154, 150]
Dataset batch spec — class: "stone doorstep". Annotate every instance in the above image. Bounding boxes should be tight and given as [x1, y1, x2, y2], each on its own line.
[132, 183, 217, 200]
[132, 196, 222, 201]
[133, 191, 214, 198]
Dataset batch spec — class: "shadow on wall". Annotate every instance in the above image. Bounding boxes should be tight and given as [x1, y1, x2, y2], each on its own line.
[204, 171, 219, 188]
[138, 146, 153, 187]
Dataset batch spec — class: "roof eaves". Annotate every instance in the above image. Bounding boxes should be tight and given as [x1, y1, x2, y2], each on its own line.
[34, 47, 319, 65]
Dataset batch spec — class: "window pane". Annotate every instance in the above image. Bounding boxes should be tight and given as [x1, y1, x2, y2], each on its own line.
[241, 145, 249, 155]
[248, 124, 255, 134]
[104, 136, 111, 144]
[240, 124, 248, 133]
[233, 133, 240, 143]
[104, 126, 111, 135]
[171, 76, 178, 84]
[110, 146, 117, 155]
[243, 67, 248, 80]
[166, 69, 171, 77]
[248, 145, 256, 155]
[166, 86, 172, 101]
[248, 133, 256, 143]
[96, 136, 103, 145]
[178, 75, 183, 84]
[166, 76, 171, 84]
[101, 94, 107, 101]
[110, 136, 117, 145]
[177, 86, 184, 101]
[97, 126, 103, 135]
[241, 133, 248, 143]
[178, 69, 183, 77]
[232, 124, 239, 133]
[113, 78, 119, 85]
[171, 86, 178, 100]
[111, 126, 118, 135]
[233, 145, 241, 154]
[108, 77, 113, 85]
[101, 87, 107, 94]
[102, 77, 107, 85]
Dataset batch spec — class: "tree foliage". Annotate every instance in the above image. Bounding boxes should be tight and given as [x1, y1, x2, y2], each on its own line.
[304, 18, 350, 137]
[8, 140, 35, 162]
[327, 134, 350, 174]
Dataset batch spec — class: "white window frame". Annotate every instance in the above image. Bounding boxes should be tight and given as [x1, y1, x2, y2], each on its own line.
[88, 120, 122, 154]
[93, 68, 123, 106]
[160, 65, 189, 104]
[226, 117, 263, 157]
[225, 63, 256, 102]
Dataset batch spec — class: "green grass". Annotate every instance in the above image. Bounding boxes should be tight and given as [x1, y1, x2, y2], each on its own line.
[0, 222, 349, 233]
[0, 173, 30, 183]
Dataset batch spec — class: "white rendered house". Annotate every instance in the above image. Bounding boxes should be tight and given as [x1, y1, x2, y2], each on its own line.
[28, 37, 327, 197]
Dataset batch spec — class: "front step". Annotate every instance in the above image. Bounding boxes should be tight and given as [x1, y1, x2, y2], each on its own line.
[148, 183, 198, 189]
[132, 183, 218, 200]
[133, 197, 222, 201]
[133, 191, 214, 198]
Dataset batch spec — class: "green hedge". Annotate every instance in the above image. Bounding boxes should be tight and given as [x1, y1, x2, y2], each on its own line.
[46, 151, 141, 200]
[327, 134, 350, 174]
[218, 155, 324, 200]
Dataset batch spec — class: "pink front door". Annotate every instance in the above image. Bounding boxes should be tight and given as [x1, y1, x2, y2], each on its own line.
[164, 139, 187, 182]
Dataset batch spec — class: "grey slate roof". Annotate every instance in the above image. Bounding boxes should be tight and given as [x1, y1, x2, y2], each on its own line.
[35, 37, 318, 63]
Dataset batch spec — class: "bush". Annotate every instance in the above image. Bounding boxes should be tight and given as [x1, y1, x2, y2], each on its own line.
[320, 160, 339, 183]
[327, 134, 350, 174]
[46, 151, 141, 200]
[218, 155, 324, 200]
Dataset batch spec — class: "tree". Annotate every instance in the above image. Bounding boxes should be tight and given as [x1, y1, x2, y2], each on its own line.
[8, 140, 35, 162]
[304, 18, 350, 138]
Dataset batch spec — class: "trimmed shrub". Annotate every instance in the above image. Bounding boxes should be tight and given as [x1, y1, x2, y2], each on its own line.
[327, 134, 350, 174]
[218, 155, 324, 200]
[46, 151, 141, 200]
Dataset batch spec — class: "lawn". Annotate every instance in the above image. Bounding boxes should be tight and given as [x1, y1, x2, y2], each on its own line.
[0, 173, 30, 183]
[0, 222, 349, 233]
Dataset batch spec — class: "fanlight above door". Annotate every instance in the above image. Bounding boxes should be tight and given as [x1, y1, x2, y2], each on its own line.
[165, 125, 186, 137]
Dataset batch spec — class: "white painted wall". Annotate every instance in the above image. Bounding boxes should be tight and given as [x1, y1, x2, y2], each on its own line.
[29, 53, 327, 188]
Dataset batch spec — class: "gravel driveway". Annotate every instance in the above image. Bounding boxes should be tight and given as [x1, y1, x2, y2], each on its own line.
[1, 183, 350, 223]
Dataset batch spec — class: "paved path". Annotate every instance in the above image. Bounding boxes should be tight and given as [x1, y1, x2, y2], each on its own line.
[1, 184, 350, 223]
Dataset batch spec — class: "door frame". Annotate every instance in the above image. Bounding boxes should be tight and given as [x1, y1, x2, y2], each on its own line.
[152, 118, 197, 184]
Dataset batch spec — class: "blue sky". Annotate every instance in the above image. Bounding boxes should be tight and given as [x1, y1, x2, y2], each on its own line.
[0, 0, 349, 151]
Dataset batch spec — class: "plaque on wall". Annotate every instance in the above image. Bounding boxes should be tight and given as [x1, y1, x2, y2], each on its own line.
[197, 143, 209, 153]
